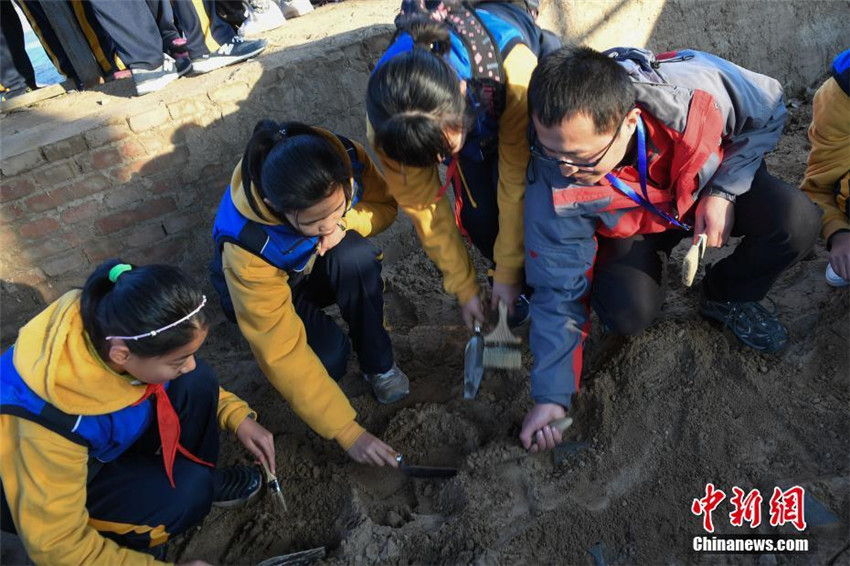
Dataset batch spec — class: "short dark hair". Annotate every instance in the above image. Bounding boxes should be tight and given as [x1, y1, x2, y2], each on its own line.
[366, 20, 468, 167]
[81, 260, 208, 358]
[528, 46, 635, 133]
[242, 120, 351, 219]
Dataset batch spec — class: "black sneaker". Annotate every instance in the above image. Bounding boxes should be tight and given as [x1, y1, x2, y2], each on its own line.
[508, 294, 530, 328]
[212, 465, 262, 508]
[699, 296, 789, 353]
[191, 37, 267, 74]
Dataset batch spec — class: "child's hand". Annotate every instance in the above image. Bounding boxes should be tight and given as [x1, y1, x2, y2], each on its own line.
[460, 294, 486, 330]
[519, 403, 567, 452]
[318, 224, 346, 256]
[491, 282, 521, 312]
[346, 431, 399, 467]
[235, 418, 276, 474]
[829, 231, 850, 280]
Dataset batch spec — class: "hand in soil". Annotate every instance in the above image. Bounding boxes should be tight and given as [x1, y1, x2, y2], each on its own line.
[520, 403, 568, 453]
[694, 194, 734, 248]
[491, 281, 521, 312]
[346, 431, 399, 467]
[829, 231, 850, 280]
[235, 417, 276, 474]
[461, 294, 487, 330]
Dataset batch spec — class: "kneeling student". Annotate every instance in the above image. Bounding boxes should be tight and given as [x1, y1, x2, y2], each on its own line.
[0, 260, 275, 565]
[211, 120, 406, 468]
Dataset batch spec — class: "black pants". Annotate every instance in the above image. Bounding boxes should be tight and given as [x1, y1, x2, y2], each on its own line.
[87, 0, 163, 70]
[1, 2, 36, 95]
[290, 231, 394, 379]
[1, 361, 221, 550]
[592, 163, 822, 335]
[171, 0, 234, 58]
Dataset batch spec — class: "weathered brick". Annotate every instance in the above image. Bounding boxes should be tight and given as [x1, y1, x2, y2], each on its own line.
[88, 147, 122, 170]
[1, 149, 46, 177]
[0, 202, 25, 222]
[85, 124, 131, 148]
[109, 160, 147, 183]
[61, 200, 102, 224]
[42, 250, 86, 277]
[1, 177, 37, 202]
[127, 105, 170, 133]
[105, 184, 146, 209]
[83, 238, 124, 263]
[123, 236, 186, 265]
[25, 236, 75, 262]
[67, 174, 112, 199]
[33, 162, 79, 186]
[125, 223, 166, 248]
[163, 211, 201, 235]
[0, 227, 16, 248]
[137, 131, 173, 156]
[42, 136, 88, 162]
[4, 267, 47, 287]
[168, 98, 212, 121]
[136, 146, 190, 178]
[119, 140, 147, 161]
[207, 82, 250, 104]
[96, 197, 176, 234]
[24, 188, 68, 213]
[19, 217, 60, 240]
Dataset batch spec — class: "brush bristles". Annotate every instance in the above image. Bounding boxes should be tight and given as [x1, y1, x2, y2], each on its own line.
[482, 344, 522, 369]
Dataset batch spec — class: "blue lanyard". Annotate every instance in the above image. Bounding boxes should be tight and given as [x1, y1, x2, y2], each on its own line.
[604, 118, 691, 231]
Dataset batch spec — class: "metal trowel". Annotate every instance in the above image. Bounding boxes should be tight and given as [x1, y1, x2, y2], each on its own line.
[463, 322, 484, 399]
[396, 454, 458, 479]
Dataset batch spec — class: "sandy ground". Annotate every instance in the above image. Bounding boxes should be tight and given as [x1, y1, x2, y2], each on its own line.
[162, 95, 848, 565]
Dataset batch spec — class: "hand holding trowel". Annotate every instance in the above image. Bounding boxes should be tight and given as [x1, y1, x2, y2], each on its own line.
[463, 301, 523, 399]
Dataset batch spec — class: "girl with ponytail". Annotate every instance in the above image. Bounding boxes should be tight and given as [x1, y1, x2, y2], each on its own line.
[1, 260, 275, 565]
[210, 120, 406, 468]
[366, 2, 558, 330]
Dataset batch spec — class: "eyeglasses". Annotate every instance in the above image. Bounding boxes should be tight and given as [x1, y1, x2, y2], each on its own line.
[530, 113, 627, 170]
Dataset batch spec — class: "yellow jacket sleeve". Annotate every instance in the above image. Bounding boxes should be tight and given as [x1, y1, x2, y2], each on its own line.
[221, 243, 365, 450]
[801, 77, 850, 241]
[370, 127, 480, 305]
[492, 44, 535, 286]
[341, 141, 398, 237]
[217, 387, 256, 433]
[0, 415, 167, 566]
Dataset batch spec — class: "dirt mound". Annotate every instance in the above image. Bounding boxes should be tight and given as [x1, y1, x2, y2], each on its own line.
[171, 98, 848, 565]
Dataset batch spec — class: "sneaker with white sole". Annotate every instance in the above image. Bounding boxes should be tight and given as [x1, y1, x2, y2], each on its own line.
[132, 55, 191, 95]
[364, 364, 410, 405]
[238, 0, 286, 36]
[191, 37, 268, 74]
[282, 0, 315, 18]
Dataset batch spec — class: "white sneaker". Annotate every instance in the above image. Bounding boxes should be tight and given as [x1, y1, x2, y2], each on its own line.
[132, 55, 191, 95]
[281, 0, 315, 18]
[238, 0, 286, 36]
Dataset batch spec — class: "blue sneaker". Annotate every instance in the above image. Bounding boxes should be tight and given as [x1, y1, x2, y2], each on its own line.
[699, 296, 789, 353]
[508, 294, 530, 328]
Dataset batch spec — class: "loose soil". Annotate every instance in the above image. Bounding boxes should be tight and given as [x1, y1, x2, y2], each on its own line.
[173, 97, 849, 565]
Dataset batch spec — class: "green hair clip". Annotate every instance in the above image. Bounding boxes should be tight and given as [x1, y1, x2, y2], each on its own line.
[108, 263, 133, 283]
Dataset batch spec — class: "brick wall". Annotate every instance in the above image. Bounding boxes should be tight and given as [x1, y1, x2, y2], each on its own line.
[0, 29, 393, 344]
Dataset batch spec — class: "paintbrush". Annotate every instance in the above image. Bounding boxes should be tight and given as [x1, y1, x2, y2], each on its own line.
[482, 300, 522, 370]
[261, 462, 288, 513]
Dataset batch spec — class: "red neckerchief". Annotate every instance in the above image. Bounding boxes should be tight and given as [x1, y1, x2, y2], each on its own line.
[133, 383, 214, 488]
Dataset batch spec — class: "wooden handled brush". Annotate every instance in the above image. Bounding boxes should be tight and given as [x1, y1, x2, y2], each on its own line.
[482, 301, 522, 370]
[261, 462, 288, 514]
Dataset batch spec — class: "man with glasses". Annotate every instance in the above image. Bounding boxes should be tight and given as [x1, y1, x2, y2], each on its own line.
[518, 46, 821, 451]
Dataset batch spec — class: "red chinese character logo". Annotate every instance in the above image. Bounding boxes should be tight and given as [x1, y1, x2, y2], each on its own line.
[729, 487, 763, 528]
[769, 486, 807, 531]
[692, 483, 726, 533]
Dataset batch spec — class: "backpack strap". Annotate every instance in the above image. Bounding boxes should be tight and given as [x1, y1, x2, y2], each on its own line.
[1, 403, 89, 448]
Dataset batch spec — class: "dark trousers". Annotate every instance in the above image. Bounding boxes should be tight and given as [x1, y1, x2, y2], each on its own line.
[1, 361, 221, 550]
[1, 2, 36, 95]
[87, 0, 163, 70]
[592, 163, 822, 335]
[290, 231, 394, 379]
[171, 0, 234, 58]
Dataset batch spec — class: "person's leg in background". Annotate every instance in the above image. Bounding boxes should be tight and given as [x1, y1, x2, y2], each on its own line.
[591, 230, 686, 335]
[69, 0, 121, 78]
[1, 2, 37, 98]
[16, 0, 79, 85]
[699, 162, 822, 351]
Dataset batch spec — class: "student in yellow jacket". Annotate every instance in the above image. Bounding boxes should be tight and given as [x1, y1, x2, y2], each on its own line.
[801, 49, 850, 283]
[366, 2, 559, 329]
[210, 121, 406, 468]
[0, 260, 275, 565]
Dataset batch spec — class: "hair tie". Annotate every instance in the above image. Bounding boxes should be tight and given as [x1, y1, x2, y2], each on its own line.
[108, 263, 133, 283]
[277, 127, 288, 140]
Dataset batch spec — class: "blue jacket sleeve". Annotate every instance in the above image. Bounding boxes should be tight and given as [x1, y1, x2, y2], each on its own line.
[524, 172, 600, 408]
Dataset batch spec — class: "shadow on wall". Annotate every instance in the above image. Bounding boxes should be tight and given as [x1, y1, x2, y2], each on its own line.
[1, 280, 45, 349]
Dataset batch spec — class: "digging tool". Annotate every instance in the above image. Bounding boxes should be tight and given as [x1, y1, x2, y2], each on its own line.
[530, 417, 574, 449]
[482, 301, 522, 370]
[681, 233, 707, 287]
[395, 454, 458, 479]
[261, 462, 288, 514]
[257, 547, 326, 566]
[463, 322, 484, 399]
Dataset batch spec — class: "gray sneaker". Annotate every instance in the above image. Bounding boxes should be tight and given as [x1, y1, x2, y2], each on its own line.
[364, 364, 410, 404]
[132, 55, 191, 95]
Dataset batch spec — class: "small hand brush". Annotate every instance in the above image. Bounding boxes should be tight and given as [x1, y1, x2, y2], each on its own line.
[482, 300, 522, 370]
[261, 462, 288, 513]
